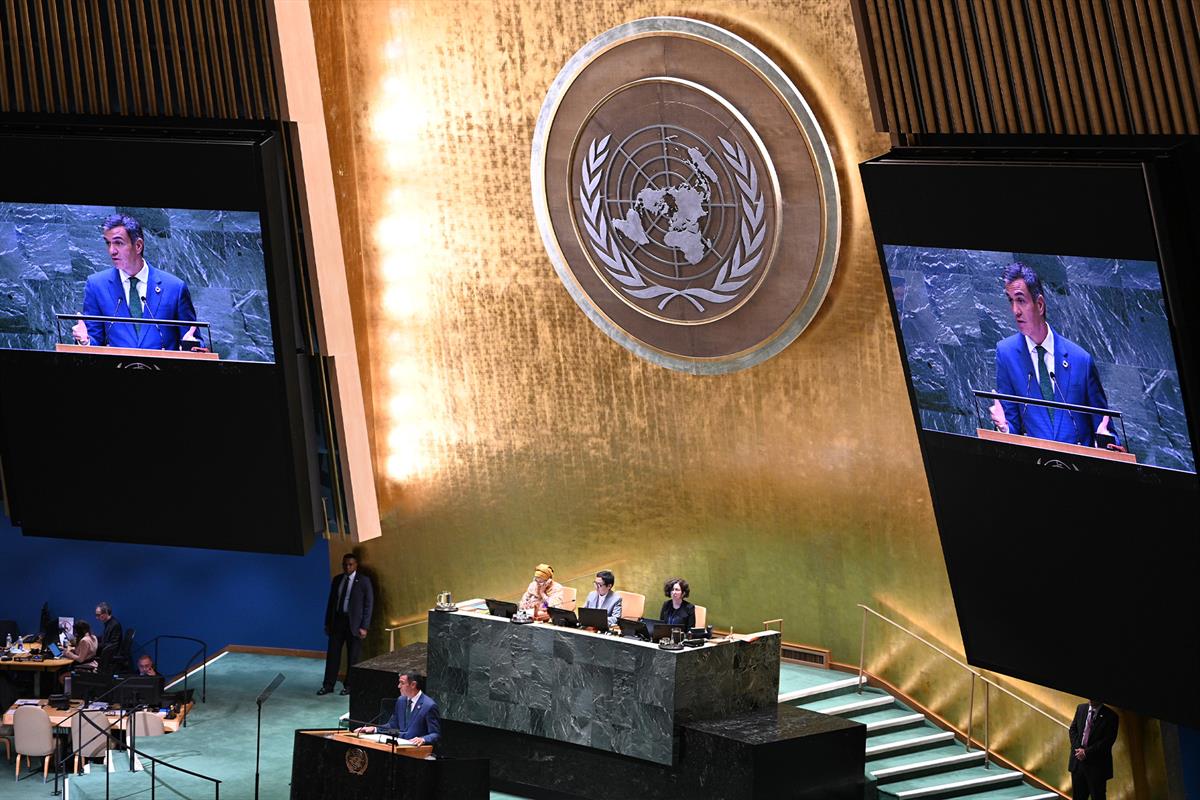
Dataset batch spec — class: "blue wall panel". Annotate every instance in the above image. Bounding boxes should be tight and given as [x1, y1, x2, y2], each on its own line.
[0, 511, 330, 670]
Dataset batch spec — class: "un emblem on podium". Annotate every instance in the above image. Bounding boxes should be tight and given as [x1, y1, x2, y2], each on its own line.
[345, 747, 368, 775]
[533, 18, 840, 373]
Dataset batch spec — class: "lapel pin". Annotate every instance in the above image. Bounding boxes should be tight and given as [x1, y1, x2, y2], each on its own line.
[1062, 359, 1068, 369]
[155, 286, 162, 294]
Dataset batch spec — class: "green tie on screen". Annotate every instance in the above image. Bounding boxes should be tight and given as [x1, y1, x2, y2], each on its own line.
[1035, 344, 1055, 424]
[128, 277, 142, 335]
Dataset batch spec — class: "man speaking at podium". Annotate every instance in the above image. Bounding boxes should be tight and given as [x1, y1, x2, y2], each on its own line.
[355, 673, 441, 747]
[72, 213, 203, 351]
[989, 263, 1123, 451]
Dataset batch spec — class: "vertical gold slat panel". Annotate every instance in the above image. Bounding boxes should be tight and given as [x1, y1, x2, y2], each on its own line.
[1127, 2, 1168, 132]
[885, 0, 924, 131]
[1107, 0, 1151, 133]
[994, 0, 1035, 131]
[147, 1, 172, 116]
[1062, 0, 1103, 133]
[978, 0, 1017, 132]
[1047, 1, 1085, 133]
[58, 1, 85, 113]
[1141, 0, 1185, 130]
[919, 0, 956, 130]
[199, 0, 228, 117]
[187, 0, 216, 116]
[1159, 0, 1200, 132]
[175, 1, 204, 116]
[250, 0, 276, 119]
[107, 0, 128, 114]
[162, 1, 189, 116]
[1090, 0, 1130, 133]
[865, 0, 905, 134]
[902, 0, 942, 131]
[17, 3, 39, 113]
[1010, 0, 1049, 132]
[226, 0, 251, 118]
[1175, 2, 1200, 133]
[928, 0, 968, 131]
[0, 5, 9, 111]
[34, 0, 61, 113]
[1026, 0, 1067, 133]
[212, 0, 238, 118]
[1077, 2, 1119, 133]
[955, 0, 996, 132]
[134, 0, 158, 116]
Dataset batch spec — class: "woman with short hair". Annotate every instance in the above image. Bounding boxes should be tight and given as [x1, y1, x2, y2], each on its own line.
[659, 577, 695, 629]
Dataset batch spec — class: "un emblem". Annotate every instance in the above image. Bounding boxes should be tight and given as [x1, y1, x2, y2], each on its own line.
[345, 747, 368, 775]
[533, 18, 839, 373]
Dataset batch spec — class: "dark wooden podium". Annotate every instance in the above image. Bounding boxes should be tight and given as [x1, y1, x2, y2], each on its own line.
[290, 730, 487, 800]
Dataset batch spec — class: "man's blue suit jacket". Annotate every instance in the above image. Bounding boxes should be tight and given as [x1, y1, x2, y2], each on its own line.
[995, 331, 1115, 446]
[381, 693, 441, 744]
[82, 264, 200, 351]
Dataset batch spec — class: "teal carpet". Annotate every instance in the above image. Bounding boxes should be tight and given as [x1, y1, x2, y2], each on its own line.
[2, 657, 834, 799]
[1, 652, 536, 800]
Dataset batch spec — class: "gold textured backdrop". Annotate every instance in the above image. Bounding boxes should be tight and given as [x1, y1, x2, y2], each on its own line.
[306, 1, 1162, 795]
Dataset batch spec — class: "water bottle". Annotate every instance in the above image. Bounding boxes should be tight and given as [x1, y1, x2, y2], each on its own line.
[4, 633, 10, 651]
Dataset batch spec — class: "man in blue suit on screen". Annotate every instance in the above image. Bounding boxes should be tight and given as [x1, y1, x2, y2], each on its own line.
[355, 672, 441, 746]
[988, 263, 1124, 451]
[72, 213, 203, 352]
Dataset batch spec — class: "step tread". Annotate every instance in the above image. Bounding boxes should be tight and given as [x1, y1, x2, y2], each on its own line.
[939, 786, 1058, 800]
[868, 744, 986, 779]
[846, 707, 927, 732]
[779, 674, 865, 702]
[876, 765, 1024, 799]
[865, 728, 960, 756]
[798, 687, 894, 714]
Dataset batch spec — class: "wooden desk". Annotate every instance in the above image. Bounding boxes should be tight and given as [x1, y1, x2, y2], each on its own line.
[0, 646, 73, 695]
[3, 699, 189, 733]
[977, 428, 1138, 463]
[55, 343, 219, 361]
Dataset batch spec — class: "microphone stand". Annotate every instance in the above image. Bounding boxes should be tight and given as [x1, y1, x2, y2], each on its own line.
[254, 673, 286, 800]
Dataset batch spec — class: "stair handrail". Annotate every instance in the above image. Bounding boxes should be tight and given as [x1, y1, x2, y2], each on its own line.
[856, 603, 1069, 778]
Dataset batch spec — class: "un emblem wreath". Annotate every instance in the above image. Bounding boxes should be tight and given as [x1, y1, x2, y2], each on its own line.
[579, 134, 767, 317]
[532, 17, 840, 373]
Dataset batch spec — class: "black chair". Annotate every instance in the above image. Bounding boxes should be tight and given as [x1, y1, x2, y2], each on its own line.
[112, 628, 135, 674]
[0, 619, 20, 644]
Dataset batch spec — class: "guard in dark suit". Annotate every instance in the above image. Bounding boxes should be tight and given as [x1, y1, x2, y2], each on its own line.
[319, 553, 374, 695]
[1068, 700, 1119, 800]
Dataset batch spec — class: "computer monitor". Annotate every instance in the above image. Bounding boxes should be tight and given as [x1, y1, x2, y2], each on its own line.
[70, 670, 113, 702]
[114, 675, 164, 709]
[642, 619, 685, 642]
[618, 618, 650, 640]
[485, 599, 518, 619]
[577, 607, 609, 629]
[546, 608, 579, 628]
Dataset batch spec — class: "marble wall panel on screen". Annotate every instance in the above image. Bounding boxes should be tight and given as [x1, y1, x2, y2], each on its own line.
[0, 203, 273, 362]
[884, 245, 1195, 472]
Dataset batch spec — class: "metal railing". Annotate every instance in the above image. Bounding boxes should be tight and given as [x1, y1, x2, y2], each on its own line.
[139, 634, 209, 704]
[856, 604, 1068, 769]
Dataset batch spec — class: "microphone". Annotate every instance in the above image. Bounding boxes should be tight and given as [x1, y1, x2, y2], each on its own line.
[1049, 370, 1081, 444]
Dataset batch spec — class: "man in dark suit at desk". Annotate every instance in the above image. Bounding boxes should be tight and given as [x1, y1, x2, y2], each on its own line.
[1068, 699, 1119, 799]
[355, 673, 441, 746]
[319, 553, 374, 696]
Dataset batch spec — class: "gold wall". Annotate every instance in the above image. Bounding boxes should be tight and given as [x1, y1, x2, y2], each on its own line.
[307, 1, 1162, 796]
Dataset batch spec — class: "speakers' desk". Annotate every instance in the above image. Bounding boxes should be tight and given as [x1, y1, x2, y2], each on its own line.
[289, 729, 486, 800]
[427, 610, 780, 765]
[3, 699, 188, 733]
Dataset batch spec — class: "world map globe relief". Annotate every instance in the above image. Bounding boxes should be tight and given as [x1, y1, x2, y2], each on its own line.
[604, 125, 738, 284]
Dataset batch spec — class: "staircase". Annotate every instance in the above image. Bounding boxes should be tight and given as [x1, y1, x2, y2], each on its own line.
[779, 663, 1059, 800]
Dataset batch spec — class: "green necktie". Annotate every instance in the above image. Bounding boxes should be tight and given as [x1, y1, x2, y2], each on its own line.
[1035, 344, 1055, 424]
[128, 276, 143, 337]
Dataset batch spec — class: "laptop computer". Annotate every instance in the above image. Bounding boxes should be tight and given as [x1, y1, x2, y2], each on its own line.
[641, 619, 685, 642]
[47, 642, 63, 658]
[485, 599, 519, 619]
[619, 618, 651, 640]
[577, 607, 609, 629]
[546, 607, 579, 628]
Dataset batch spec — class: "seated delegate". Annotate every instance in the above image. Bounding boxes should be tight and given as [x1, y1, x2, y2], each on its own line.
[58, 621, 98, 685]
[519, 563, 565, 615]
[583, 570, 623, 627]
[659, 577, 696, 629]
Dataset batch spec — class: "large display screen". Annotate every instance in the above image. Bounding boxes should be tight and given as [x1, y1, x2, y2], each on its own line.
[0, 203, 273, 362]
[883, 244, 1195, 473]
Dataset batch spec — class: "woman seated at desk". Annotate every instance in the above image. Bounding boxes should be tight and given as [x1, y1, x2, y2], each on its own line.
[58, 621, 98, 685]
[659, 577, 696, 629]
[519, 563, 565, 616]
